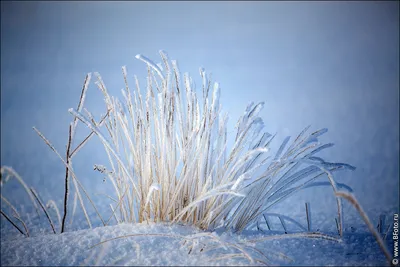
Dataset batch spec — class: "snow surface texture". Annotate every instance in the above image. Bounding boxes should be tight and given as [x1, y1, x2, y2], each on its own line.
[0, 223, 389, 266]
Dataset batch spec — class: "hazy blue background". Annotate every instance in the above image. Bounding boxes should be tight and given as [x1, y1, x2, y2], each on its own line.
[1, 1, 398, 231]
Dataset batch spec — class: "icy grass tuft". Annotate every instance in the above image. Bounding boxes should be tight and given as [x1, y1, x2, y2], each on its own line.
[66, 50, 355, 233]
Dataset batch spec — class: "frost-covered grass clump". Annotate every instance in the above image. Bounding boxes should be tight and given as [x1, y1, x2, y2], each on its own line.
[64, 50, 355, 233]
[2, 51, 358, 234]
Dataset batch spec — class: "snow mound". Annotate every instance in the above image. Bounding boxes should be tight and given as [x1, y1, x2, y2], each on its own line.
[1, 222, 389, 266]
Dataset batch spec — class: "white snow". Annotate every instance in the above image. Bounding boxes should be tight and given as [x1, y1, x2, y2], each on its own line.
[0, 221, 390, 266]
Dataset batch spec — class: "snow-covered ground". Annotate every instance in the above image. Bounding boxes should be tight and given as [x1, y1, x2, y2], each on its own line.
[0, 221, 392, 266]
[0, 186, 396, 266]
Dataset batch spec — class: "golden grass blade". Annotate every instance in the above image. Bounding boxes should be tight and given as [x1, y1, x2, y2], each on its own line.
[105, 185, 130, 226]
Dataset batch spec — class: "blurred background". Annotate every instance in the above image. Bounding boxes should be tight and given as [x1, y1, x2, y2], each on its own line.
[1, 1, 398, 233]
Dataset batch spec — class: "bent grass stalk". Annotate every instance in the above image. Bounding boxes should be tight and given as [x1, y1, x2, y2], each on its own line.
[1, 195, 30, 236]
[30, 187, 56, 234]
[46, 200, 62, 232]
[0, 210, 26, 236]
[335, 191, 393, 266]
[0, 166, 40, 217]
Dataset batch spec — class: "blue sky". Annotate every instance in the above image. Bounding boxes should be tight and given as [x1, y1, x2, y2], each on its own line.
[1, 1, 399, 221]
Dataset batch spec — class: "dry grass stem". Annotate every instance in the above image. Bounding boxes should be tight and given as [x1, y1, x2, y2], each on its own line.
[0, 210, 27, 236]
[335, 191, 393, 266]
[30, 187, 56, 234]
[0, 166, 40, 216]
[1, 195, 30, 236]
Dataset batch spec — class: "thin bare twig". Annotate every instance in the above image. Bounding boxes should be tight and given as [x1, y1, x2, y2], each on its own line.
[61, 123, 73, 233]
